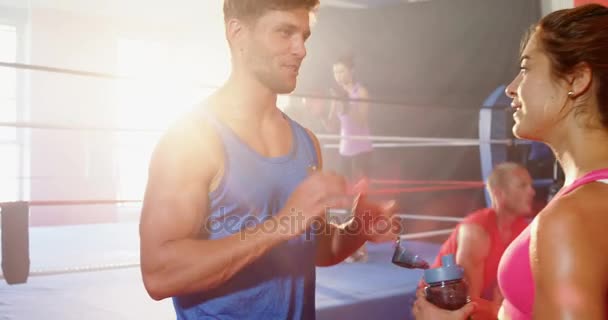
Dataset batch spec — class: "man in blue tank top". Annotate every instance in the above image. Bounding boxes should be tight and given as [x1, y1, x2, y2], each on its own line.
[139, 1, 398, 319]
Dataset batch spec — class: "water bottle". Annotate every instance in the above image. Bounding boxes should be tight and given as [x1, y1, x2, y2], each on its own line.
[423, 254, 470, 310]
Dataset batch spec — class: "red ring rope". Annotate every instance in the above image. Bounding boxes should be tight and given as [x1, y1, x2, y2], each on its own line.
[0, 199, 142, 207]
[0, 178, 485, 207]
[370, 179, 484, 186]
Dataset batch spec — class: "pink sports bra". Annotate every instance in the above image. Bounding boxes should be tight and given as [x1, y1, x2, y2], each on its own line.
[497, 168, 608, 320]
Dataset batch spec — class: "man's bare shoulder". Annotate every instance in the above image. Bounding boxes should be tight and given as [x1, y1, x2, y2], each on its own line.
[149, 104, 223, 181]
[458, 223, 490, 243]
[457, 223, 491, 261]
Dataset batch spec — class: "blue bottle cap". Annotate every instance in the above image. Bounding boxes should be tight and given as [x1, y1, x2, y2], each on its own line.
[423, 254, 464, 284]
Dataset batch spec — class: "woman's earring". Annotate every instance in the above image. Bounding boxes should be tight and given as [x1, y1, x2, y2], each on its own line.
[568, 91, 574, 98]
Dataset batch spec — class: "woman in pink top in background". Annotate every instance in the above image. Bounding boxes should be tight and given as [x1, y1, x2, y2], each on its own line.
[327, 54, 374, 262]
[328, 54, 374, 184]
[413, 4, 608, 320]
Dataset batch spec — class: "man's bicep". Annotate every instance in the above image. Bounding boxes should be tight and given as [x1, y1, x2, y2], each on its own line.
[140, 131, 214, 260]
[140, 169, 208, 246]
[456, 224, 490, 297]
[456, 224, 490, 264]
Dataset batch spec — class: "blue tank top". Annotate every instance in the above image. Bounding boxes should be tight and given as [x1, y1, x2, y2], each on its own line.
[172, 111, 320, 320]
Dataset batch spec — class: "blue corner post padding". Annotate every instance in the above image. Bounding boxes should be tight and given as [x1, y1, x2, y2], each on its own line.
[479, 85, 510, 207]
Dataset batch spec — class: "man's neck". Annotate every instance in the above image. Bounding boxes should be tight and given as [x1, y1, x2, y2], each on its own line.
[215, 71, 280, 122]
[495, 209, 517, 226]
[494, 207, 521, 241]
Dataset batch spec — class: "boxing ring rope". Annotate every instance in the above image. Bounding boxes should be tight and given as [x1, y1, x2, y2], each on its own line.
[0, 121, 512, 146]
[0, 61, 470, 110]
[371, 179, 484, 186]
[398, 229, 454, 240]
[0, 61, 134, 80]
[0, 121, 163, 134]
[20, 263, 142, 278]
[0, 176, 487, 208]
[323, 141, 494, 148]
[316, 134, 512, 145]
[329, 209, 465, 223]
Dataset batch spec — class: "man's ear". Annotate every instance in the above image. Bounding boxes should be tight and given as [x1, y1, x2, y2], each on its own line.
[493, 188, 505, 206]
[226, 18, 247, 52]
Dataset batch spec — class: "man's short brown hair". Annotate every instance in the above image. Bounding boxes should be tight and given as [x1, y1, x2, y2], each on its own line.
[486, 162, 527, 197]
[223, 0, 320, 23]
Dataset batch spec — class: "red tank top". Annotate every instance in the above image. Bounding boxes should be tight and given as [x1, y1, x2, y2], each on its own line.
[429, 208, 529, 299]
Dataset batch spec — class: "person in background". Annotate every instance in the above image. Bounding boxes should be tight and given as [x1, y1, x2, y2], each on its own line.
[327, 54, 375, 262]
[420, 162, 534, 320]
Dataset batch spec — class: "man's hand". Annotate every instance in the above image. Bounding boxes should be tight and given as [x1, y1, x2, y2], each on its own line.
[276, 171, 350, 239]
[350, 192, 399, 243]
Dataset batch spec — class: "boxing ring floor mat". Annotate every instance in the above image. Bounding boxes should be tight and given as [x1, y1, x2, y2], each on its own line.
[0, 222, 441, 320]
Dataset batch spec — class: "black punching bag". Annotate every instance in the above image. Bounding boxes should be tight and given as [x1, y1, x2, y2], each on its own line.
[1, 202, 30, 284]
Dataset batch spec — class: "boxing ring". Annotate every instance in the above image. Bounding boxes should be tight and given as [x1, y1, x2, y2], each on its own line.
[0, 61, 555, 320]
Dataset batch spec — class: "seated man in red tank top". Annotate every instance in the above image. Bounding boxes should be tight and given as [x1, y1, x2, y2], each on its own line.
[422, 162, 535, 318]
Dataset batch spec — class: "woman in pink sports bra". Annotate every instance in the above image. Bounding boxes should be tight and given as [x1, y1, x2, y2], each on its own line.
[413, 4, 608, 320]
